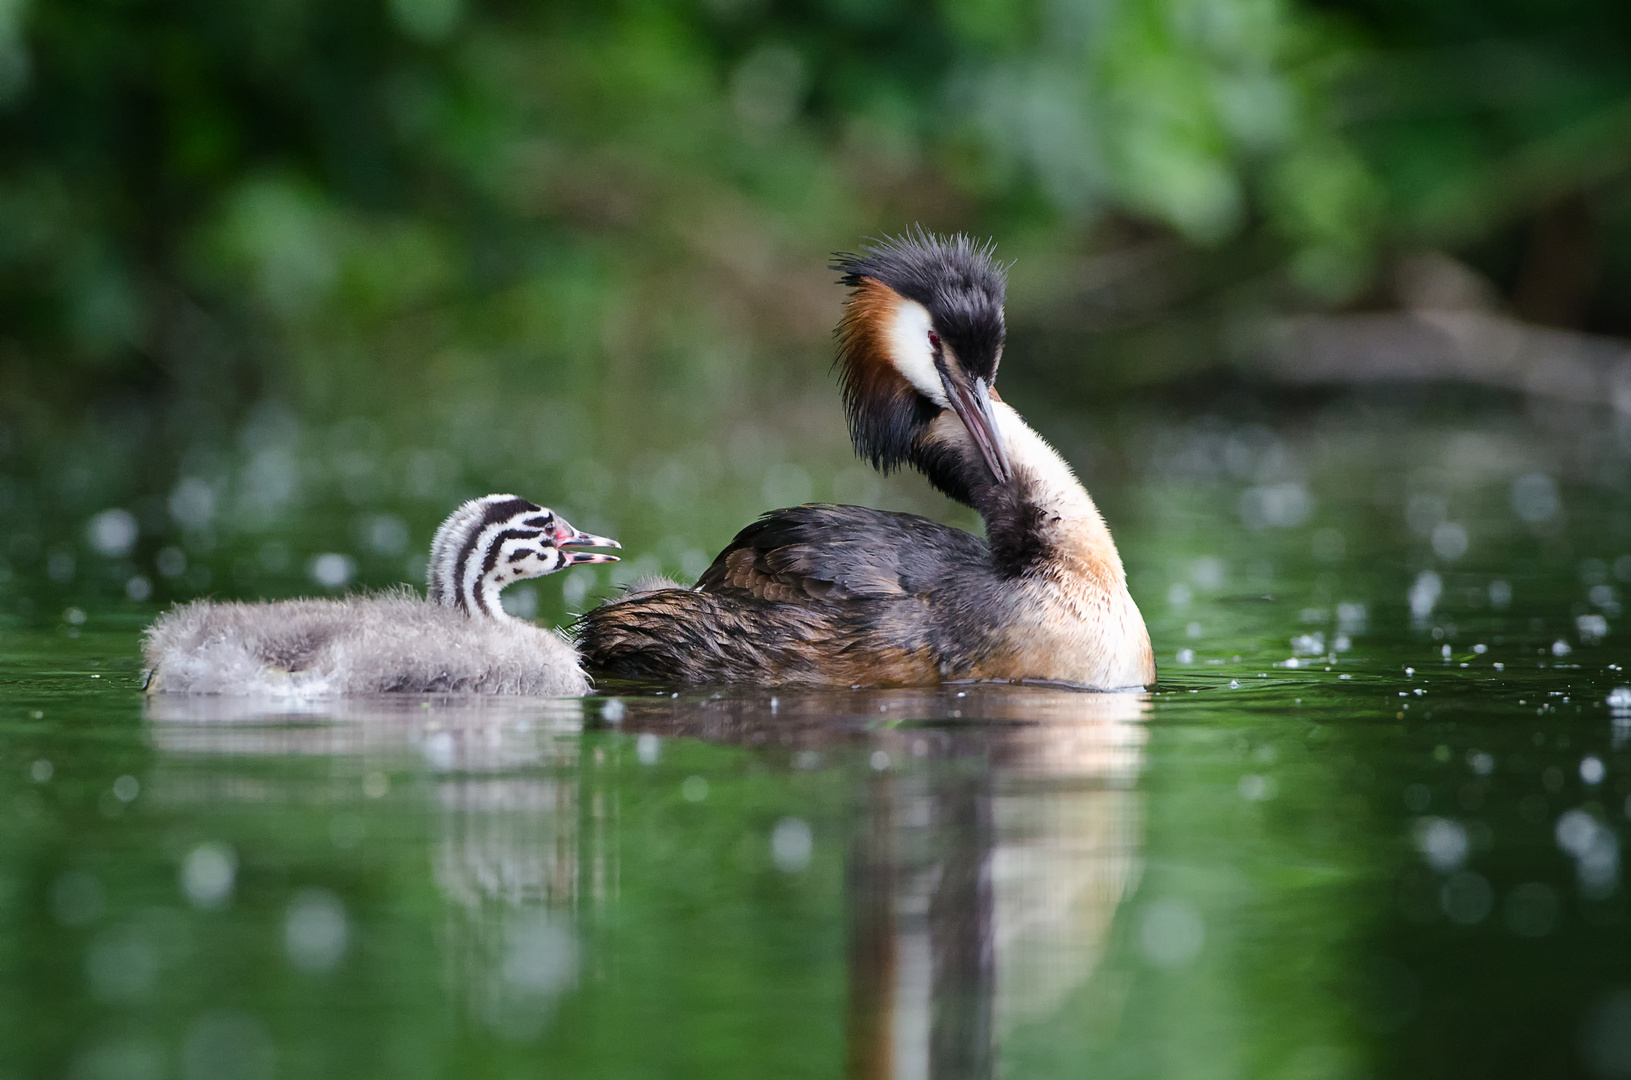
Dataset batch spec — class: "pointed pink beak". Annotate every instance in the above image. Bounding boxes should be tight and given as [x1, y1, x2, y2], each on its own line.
[553, 517, 621, 566]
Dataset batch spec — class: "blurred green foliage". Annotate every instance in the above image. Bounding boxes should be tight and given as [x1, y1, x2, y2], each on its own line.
[3, 0, 1631, 615]
[0, 0, 1314, 413]
[9, 0, 1631, 411]
[5, 0, 1629, 417]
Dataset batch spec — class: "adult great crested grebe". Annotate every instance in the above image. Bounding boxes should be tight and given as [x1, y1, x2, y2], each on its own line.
[579, 230, 1155, 690]
[144, 495, 619, 697]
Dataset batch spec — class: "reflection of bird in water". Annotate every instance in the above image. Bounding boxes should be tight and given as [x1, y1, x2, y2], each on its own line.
[581, 230, 1155, 689]
[143, 695, 605, 1040]
[143, 682, 1148, 1072]
[143, 495, 619, 696]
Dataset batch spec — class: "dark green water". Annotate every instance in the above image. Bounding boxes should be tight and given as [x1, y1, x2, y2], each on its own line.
[4, 397, 1631, 1079]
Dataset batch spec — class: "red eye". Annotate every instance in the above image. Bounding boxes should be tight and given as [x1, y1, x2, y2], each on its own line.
[927, 331, 941, 350]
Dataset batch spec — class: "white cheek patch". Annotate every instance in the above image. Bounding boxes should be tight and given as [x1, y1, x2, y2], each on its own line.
[884, 298, 945, 405]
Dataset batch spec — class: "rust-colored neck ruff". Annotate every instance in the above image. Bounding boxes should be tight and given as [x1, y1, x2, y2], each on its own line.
[835, 279, 943, 474]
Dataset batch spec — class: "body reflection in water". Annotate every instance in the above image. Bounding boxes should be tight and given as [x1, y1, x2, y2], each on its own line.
[831, 690, 1146, 1080]
[145, 686, 1146, 1075]
[146, 695, 599, 1038]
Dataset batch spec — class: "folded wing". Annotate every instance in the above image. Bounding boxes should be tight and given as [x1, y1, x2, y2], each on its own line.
[696, 503, 985, 602]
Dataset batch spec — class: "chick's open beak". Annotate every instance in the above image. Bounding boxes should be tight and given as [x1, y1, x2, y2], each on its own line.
[553, 519, 621, 566]
[940, 370, 1012, 485]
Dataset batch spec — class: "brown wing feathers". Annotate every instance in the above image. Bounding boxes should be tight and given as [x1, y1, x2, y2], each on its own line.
[696, 504, 979, 601]
[576, 504, 989, 686]
[575, 587, 940, 686]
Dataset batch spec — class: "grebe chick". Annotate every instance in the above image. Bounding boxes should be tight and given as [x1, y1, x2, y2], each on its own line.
[144, 495, 619, 697]
[580, 230, 1154, 690]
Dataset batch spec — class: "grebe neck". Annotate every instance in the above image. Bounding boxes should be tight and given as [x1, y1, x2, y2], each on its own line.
[923, 402, 1123, 582]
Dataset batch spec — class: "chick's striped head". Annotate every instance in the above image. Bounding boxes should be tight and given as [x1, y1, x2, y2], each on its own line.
[427, 495, 619, 619]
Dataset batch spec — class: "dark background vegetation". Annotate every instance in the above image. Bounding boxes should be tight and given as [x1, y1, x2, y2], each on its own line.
[2, 0, 1629, 613]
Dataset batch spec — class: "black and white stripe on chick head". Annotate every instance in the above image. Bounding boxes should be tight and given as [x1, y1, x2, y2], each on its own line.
[427, 495, 619, 620]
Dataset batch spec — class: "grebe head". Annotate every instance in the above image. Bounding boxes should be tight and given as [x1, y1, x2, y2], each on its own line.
[832, 228, 1012, 494]
[427, 495, 619, 620]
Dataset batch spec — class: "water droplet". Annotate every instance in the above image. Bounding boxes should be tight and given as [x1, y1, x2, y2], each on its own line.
[1238, 774, 1276, 801]
[308, 553, 355, 589]
[1415, 817, 1468, 872]
[424, 731, 456, 772]
[87, 508, 139, 558]
[1431, 522, 1468, 561]
[1409, 571, 1442, 620]
[1511, 473, 1560, 523]
[770, 818, 813, 872]
[1139, 899, 1204, 968]
[285, 889, 348, 973]
[181, 843, 236, 910]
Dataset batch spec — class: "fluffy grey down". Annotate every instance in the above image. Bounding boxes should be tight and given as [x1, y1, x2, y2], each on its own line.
[144, 586, 590, 697]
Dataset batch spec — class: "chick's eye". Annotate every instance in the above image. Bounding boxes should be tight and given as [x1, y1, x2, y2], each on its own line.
[927, 331, 941, 351]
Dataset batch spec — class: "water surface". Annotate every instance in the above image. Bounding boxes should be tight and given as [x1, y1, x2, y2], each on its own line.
[4, 398, 1631, 1079]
